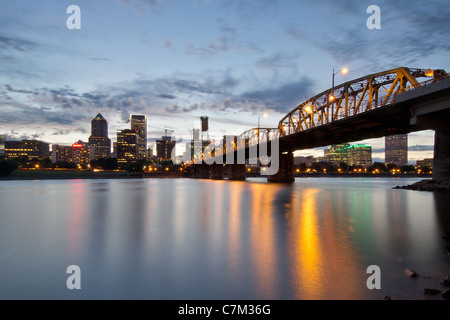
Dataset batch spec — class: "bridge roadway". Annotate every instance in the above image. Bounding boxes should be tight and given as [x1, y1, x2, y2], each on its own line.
[193, 69, 450, 182]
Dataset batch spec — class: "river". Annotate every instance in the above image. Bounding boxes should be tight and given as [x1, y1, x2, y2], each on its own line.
[0, 177, 449, 300]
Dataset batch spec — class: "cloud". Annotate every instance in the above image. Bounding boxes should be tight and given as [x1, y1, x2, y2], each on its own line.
[241, 77, 315, 113]
[0, 34, 37, 53]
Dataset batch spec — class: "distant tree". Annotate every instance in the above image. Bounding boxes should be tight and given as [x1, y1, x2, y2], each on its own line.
[0, 159, 18, 176]
[369, 162, 387, 173]
[39, 157, 52, 169]
[419, 166, 430, 174]
[90, 158, 118, 171]
[401, 165, 415, 173]
[339, 162, 349, 173]
[386, 163, 398, 172]
[299, 163, 307, 172]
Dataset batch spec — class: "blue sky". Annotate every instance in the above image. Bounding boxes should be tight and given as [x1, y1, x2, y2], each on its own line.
[1, 0, 449, 162]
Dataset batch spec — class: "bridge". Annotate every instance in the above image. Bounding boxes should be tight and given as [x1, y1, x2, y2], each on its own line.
[188, 67, 450, 182]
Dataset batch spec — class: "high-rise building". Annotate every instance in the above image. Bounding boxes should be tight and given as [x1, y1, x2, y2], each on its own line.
[327, 143, 350, 166]
[347, 144, 372, 167]
[52, 145, 74, 163]
[130, 115, 147, 160]
[0, 135, 5, 157]
[88, 113, 111, 160]
[5, 140, 50, 161]
[117, 129, 137, 163]
[72, 141, 90, 168]
[156, 136, 176, 160]
[385, 134, 408, 166]
[417, 158, 433, 169]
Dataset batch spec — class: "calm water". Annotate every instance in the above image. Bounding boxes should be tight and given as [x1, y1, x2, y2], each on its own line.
[0, 177, 449, 300]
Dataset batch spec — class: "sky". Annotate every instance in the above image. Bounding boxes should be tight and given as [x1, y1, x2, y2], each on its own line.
[1, 0, 449, 163]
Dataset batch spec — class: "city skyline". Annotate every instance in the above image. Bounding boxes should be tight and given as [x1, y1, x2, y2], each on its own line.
[1, 1, 449, 162]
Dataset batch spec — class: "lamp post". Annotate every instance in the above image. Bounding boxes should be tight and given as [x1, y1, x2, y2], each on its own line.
[331, 68, 348, 122]
[257, 112, 268, 145]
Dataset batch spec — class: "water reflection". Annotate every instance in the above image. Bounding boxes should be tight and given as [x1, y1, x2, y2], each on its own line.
[0, 178, 448, 299]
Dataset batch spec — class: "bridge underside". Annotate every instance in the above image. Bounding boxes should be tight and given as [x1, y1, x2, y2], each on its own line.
[279, 104, 415, 153]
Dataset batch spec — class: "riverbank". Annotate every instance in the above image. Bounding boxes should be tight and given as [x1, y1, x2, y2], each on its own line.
[0, 169, 143, 180]
[393, 179, 450, 192]
[0, 169, 433, 181]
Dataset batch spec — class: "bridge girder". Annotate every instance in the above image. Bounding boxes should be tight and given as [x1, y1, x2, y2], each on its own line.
[277, 67, 449, 137]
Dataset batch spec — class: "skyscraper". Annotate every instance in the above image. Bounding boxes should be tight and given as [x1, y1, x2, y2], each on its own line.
[385, 134, 408, 166]
[117, 129, 137, 163]
[130, 115, 147, 160]
[156, 136, 176, 160]
[347, 144, 372, 167]
[88, 113, 111, 160]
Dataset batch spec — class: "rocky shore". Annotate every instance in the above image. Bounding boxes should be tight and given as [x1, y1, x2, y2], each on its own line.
[393, 179, 450, 192]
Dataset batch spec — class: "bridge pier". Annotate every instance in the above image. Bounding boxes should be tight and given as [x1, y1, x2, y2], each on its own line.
[211, 163, 224, 180]
[192, 164, 211, 179]
[229, 164, 246, 181]
[433, 131, 450, 181]
[267, 151, 295, 183]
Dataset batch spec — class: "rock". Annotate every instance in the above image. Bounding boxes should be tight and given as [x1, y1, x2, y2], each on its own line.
[405, 269, 419, 278]
[442, 290, 450, 300]
[440, 276, 450, 287]
[424, 288, 441, 295]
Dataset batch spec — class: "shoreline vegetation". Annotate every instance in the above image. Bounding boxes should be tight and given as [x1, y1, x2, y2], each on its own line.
[0, 169, 433, 181]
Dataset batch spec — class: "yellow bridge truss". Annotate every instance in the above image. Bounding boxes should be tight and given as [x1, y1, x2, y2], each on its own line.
[277, 67, 448, 137]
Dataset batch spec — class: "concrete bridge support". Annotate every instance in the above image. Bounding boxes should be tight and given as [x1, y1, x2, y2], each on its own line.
[229, 164, 246, 181]
[433, 131, 450, 181]
[211, 163, 224, 180]
[267, 151, 295, 183]
[192, 164, 211, 179]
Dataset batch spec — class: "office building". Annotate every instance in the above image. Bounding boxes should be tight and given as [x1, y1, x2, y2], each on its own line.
[417, 158, 433, 169]
[117, 129, 137, 163]
[385, 134, 408, 166]
[130, 115, 147, 160]
[72, 141, 90, 168]
[88, 113, 111, 160]
[327, 143, 350, 166]
[0, 135, 5, 157]
[52, 145, 74, 163]
[5, 140, 50, 161]
[347, 144, 372, 167]
[156, 136, 176, 160]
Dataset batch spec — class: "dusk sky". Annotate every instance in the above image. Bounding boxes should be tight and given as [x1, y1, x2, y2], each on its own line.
[1, 0, 449, 162]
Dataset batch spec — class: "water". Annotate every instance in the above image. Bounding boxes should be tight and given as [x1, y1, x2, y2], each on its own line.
[0, 177, 449, 300]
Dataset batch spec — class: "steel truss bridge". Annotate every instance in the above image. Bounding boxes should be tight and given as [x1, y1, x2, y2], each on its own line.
[197, 67, 450, 181]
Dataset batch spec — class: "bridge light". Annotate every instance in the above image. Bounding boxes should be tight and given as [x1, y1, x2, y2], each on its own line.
[425, 69, 434, 77]
[329, 95, 335, 102]
[341, 68, 349, 75]
[304, 105, 312, 113]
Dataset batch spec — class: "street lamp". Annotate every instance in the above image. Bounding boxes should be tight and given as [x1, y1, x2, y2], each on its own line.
[257, 112, 268, 145]
[331, 68, 348, 122]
